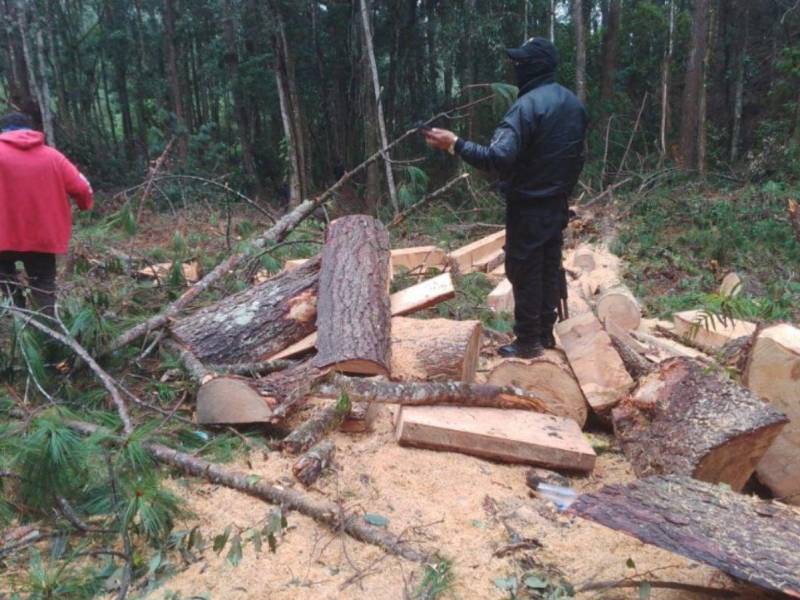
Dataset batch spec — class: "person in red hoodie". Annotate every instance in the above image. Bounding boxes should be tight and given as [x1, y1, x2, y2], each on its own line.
[0, 112, 94, 316]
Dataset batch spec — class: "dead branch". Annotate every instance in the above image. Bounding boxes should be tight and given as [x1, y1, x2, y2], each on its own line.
[389, 173, 470, 228]
[282, 404, 348, 455]
[292, 440, 335, 487]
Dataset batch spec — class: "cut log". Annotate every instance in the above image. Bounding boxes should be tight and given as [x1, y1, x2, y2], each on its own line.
[292, 440, 335, 487]
[171, 257, 320, 364]
[396, 406, 596, 472]
[719, 272, 742, 297]
[596, 284, 641, 331]
[340, 402, 379, 433]
[570, 247, 597, 272]
[612, 357, 788, 491]
[269, 273, 455, 361]
[312, 215, 392, 376]
[473, 248, 505, 273]
[486, 350, 588, 427]
[448, 230, 506, 274]
[391, 317, 482, 382]
[136, 260, 200, 284]
[673, 310, 756, 352]
[630, 328, 711, 362]
[281, 403, 347, 455]
[555, 312, 634, 415]
[255, 362, 330, 421]
[570, 475, 800, 599]
[487, 278, 514, 313]
[744, 324, 800, 504]
[196, 377, 272, 424]
[604, 319, 655, 380]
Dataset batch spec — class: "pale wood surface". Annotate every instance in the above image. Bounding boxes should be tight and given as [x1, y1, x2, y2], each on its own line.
[196, 377, 271, 424]
[448, 230, 506, 273]
[673, 309, 756, 352]
[487, 278, 514, 313]
[596, 284, 641, 331]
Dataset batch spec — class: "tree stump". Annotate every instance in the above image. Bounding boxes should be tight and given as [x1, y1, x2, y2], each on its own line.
[171, 257, 320, 364]
[312, 215, 392, 376]
[612, 357, 788, 491]
[570, 475, 800, 598]
[487, 350, 588, 427]
[196, 377, 272, 425]
[596, 284, 641, 331]
[744, 324, 800, 504]
[390, 317, 482, 382]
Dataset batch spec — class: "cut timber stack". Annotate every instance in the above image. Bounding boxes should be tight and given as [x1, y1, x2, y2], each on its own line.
[390, 317, 482, 382]
[571, 475, 800, 598]
[744, 324, 800, 504]
[311, 215, 392, 376]
[595, 284, 641, 331]
[396, 406, 596, 472]
[613, 357, 788, 491]
[448, 230, 506, 274]
[269, 273, 456, 360]
[171, 257, 320, 364]
[487, 351, 588, 428]
[555, 312, 634, 415]
[672, 310, 756, 352]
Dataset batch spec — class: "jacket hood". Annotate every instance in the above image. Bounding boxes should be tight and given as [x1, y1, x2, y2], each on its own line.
[512, 38, 558, 95]
[0, 130, 45, 150]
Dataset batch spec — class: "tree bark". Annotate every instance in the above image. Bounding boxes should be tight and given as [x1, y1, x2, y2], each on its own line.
[571, 475, 800, 598]
[292, 440, 335, 487]
[600, 0, 620, 102]
[677, 0, 711, 170]
[282, 404, 347, 455]
[660, 0, 675, 157]
[698, 2, 717, 177]
[162, 0, 188, 161]
[312, 215, 392, 376]
[573, 0, 587, 104]
[612, 357, 788, 491]
[729, 2, 748, 163]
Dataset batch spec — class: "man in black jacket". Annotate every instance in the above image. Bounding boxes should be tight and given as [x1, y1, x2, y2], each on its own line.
[424, 37, 587, 358]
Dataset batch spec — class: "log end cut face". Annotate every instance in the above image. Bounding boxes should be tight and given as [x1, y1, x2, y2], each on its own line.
[196, 377, 273, 424]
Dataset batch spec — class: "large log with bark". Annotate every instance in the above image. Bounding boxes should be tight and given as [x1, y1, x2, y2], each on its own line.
[170, 257, 320, 364]
[312, 215, 392, 376]
[612, 357, 788, 491]
[391, 317, 482, 382]
[555, 312, 634, 415]
[570, 475, 800, 598]
[744, 324, 800, 504]
[486, 350, 588, 427]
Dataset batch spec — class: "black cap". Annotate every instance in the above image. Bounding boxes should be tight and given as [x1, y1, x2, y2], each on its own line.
[505, 37, 558, 66]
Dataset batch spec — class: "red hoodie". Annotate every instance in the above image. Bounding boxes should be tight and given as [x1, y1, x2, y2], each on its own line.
[0, 130, 94, 254]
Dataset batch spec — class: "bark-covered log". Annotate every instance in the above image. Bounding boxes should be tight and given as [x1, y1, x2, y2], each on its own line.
[317, 376, 553, 414]
[391, 317, 482, 382]
[612, 357, 788, 491]
[604, 319, 654, 380]
[570, 475, 800, 598]
[486, 350, 588, 427]
[255, 361, 330, 421]
[171, 257, 321, 364]
[312, 215, 392, 376]
[281, 403, 347, 455]
[292, 440, 335, 487]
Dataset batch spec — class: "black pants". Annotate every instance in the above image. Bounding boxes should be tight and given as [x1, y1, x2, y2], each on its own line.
[0, 251, 57, 316]
[505, 235, 562, 344]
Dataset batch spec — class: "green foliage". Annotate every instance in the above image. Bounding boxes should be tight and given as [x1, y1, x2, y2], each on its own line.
[414, 559, 454, 600]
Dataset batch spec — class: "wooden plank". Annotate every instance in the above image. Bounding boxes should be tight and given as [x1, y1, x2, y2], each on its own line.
[555, 312, 634, 415]
[673, 309, 756, 352]
[390, 245, 446, 272]
[571, 475, 800, 599]
[448, 230, 506, 273]
[473, 248, 505, 273]
[395, 406, 596, 472]
[745, 324, 800, 504]
[269, 273, 455, 360]
[487, 278, 514, 313]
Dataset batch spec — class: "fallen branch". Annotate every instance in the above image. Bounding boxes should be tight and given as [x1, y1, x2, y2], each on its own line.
[292, 440, 335, 487]
[161, 339, 214, 385]
[580, 579, 739, 598]
[389, 173, 470, 228]
[281, 403, 348, 455]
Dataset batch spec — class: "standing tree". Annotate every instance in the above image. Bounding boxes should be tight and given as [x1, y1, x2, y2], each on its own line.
[600, 0, 621, 102]
[677, 0, 711, 170]
[573, 0, 587, 104]
[660, 0, 676, 158]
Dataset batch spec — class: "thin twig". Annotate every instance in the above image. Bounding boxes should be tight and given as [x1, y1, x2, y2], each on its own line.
[389, 173, 470, 228]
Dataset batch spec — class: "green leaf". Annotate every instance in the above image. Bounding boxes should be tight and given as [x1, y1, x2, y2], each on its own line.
[639, 582, 652, 599]
[245, 474, 262, 486]
[213, 525, 231, 554]
[336, 391, 351, 414]
[524, 575, 548, 589]
[493, 576, 517, 592]
[250, 529, 263, 554]
[227, 532, 243, 566]
[364, 513, 389, 528]
[626, 557, 636, 569]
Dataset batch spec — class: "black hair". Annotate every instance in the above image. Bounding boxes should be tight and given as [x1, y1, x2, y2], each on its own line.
[0, 112, 34, 131]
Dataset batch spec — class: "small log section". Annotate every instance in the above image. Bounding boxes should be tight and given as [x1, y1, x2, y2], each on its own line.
[318, 376, 554, 413]
[171, 257, 321, 364]
[596, 284, 641, 331]
[448, 229, 506, 274]
[196, 377, 272, 424]
[312, 215, 392, 376]
[744, 324, 800, 504]
[255, 362, 330, 421]
[487, 350, 588, 427]
[340, 402, 379, 433]
[612, 357, 788, 491]
[396, 406, 596, 472]
[673, 310, 756, 353]
[570, 475, 800, 599]
[292, 440, 335, 487]
[391, 317, 482, 382]
[487, 278, 514, 313]
[605, 319, 655, 380]
[719, 272, 742, 297]
[282, 403, 347, 455]
[555, 312, 634, 415]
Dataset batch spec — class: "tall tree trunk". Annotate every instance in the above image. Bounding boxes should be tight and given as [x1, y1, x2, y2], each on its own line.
[677, 0, 711, 171]
[133, 0, 150, 159]
[16, 2, 54, 145]
[698, 2, 717, 177]
[729, 3, 748, 163]
[310, 0, 337, 176]
[573, 0, 587, 103]
[359, 0, 400, 215]
[275, 61, 302, 207]
[660, 0, 675, 157]
[163, 0, 188, 161]
[600, 0, 620, 102]
[549, 0, 556, 42]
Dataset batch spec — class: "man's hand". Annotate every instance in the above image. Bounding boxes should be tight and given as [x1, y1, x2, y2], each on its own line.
[423, 128, 458, 152]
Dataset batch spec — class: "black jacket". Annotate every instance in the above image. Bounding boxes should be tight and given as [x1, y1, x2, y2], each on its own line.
[455, 80, 587, 205]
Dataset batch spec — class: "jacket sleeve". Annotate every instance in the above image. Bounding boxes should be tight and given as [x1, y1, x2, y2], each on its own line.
[58, 154, 94, 210]
[455, 103, 531, 175]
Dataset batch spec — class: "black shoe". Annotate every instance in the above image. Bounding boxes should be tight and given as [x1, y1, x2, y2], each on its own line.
[540, 332, 556, 349]
[497, 340, 544, 359]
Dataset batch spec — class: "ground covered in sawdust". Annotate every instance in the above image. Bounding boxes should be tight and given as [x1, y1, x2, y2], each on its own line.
[150, 404, 760, 600]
